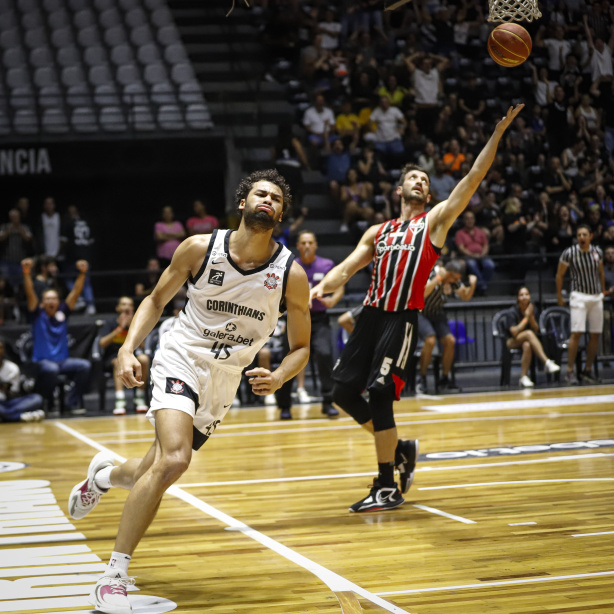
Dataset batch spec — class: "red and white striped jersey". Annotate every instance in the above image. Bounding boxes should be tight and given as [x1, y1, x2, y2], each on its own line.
[363, 212, 440, 312]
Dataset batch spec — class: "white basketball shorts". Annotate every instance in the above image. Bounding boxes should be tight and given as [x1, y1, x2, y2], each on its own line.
[569, 291, 604, 334]
[147, 339, 242, 450]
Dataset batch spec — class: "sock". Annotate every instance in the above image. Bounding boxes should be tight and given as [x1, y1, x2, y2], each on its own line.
[378, 462, 395, 487]
[115, 390, 125, 400]
[106, 551, 131, 576]
[94, 466, 113, 491]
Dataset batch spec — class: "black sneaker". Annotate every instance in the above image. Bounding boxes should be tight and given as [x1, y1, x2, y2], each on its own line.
[415, 376, 428, 394]
[395, 439, 419, 493]
[438, 377, 460, 394]
[580, 371, 598, 385]
[349, 479, 404, 513]
[322, 403, 339, 418]
[280, 408, 292, 420]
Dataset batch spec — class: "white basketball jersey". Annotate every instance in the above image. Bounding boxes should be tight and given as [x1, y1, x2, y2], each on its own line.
[162, 229, 295, 372]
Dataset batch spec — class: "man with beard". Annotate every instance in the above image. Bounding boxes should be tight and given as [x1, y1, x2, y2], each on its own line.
[68, 170, 311, 613]
[310, 105, 523, 513]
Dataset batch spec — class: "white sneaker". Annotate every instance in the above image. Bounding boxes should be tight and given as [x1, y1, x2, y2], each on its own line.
[519, 375, 534, 388]
[544, 359, 560, 374]
[68, 451, 115, 519]
[264, 394, 277, 406]
[296, 388, 311, 404]
[19, 411, 37, 422]
[112, 406, 126, 415]
[89, 571, 134, 614]
[134, 394, 148, 413]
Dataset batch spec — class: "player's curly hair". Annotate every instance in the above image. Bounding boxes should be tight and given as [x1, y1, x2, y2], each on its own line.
[234, 169, 292, 218]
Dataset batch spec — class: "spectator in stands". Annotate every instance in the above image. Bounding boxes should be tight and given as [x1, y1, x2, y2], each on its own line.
[378, 74, 408, 109]
[0, 208, 34, 292]
[302, 94, 336, 149]
[536, 24, 572, 79]
[0, 339, 45, 423]
[154, 206, 185, 268]
[501, 286, 560, 388]
[273, 124, 311, 212]
[369, 95, 407, 167]
[186, 200, 219, 236]
[583, 13, 614, 87]
[350, 69, 379, 111]
[135, 258, 162, 299]
[458, 113, 486, 157]
[404, 119, 428, 162]
[62, 205, 96, 315]
[530, 64, 558, 108]
[335, 99, 361, 141]
[586, 204, 604, 242]
[32, 255, 68, 302]
[325, 137, 357, 204]
[562, 139, 586, 178]
[458, 74, 485, 118]
[575, 93, 601, 133]
[0, 274, 16, 326]
[455, 210, 495, 294]
[560, 54, 582, 104]
[433, 103, 457, 144]
[546, 85, 572, 156]
[99, 296, 149, 415]
[544, 156, 572, 200]
[340, 168, 374, 233]
[416, 260, 477, 395]
[442, 138, 466, 178]
[550, 204, 576, 252]
[21, 258, 91, 413]
[15, 197, 34, 234]
[417, 141, 437, 176]
[604, 245, 614, 295]
[357, 144, 392, 201]
[592, 185, 614, 222]
[295, 231, 343, 417]
[430, 159, 457, 203]
[556, 224, 608, 385]
[37, 197, 62, 260]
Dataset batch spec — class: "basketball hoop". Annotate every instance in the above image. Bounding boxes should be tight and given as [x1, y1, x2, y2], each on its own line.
[488, 0, 542, 23]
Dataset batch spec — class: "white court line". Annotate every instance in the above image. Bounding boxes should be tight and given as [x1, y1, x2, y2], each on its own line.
[509, 522, 537, 526]
[421, 394, 614, 413]
[572, 531, 614, 537]
[54, 422, 410, 614]
[412, 504, 475, 524]
[419, 478, 614, 490]
[375, 570, 614, 596]
[178, 453, 614, 488]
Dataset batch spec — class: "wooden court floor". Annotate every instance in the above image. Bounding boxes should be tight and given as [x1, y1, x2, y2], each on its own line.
[1, 385, 613, 614]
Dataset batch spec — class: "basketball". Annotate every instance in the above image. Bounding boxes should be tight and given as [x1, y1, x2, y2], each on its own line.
[488, 23, 532, 67]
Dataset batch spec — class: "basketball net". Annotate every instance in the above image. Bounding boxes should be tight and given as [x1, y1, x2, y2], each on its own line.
[488, 0, 542, 22]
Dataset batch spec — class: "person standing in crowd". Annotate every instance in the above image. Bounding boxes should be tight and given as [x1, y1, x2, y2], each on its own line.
[0, 339, 45, 423]
[311, 105, 523, 513]
[21, 258, 92, 413]
[186, 200, 219, 236]
[556, 224, 609, 385]
[416, 260, 477, 395]
[0, 208, 34, 292]
[455, 210, 496, 294]
[154, 206, 186, 268]
[67, 170, 310, 613]
[62, 205, 96, 315]
[99, 296, 149, 415]
[502, 286, 561, 388]
[296, 230, 344, 417]
[38, 197, 62, 259]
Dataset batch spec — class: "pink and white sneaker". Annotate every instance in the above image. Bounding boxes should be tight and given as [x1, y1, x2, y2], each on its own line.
[89, 571, 135, 614]
[68, 451, 115, 519]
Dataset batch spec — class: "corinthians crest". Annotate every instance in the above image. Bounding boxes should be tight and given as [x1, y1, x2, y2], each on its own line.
[264, 272, 279, 290]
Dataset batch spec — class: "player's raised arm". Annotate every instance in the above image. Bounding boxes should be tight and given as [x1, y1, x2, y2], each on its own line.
[310, 223, 379, 302]
[428, 104, 524, 246]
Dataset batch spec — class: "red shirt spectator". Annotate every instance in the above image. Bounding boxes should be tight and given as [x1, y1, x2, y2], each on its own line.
[186, 200, 219, 236]
[455, 211, 489, 257]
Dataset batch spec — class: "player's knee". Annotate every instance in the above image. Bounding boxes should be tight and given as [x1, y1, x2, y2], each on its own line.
[369, 386, 396, 432]
[156, 451, 191, 484]
[333, 382, 370, 424]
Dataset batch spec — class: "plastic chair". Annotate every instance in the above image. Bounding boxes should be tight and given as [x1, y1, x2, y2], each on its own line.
[71, 106, 98, 132]
[448, 319, 476, 361]
[492, 309, 536, 387]
[157, 104, 185, 130]
[42, 108, 69, 133]
[186, 103, 213, 129]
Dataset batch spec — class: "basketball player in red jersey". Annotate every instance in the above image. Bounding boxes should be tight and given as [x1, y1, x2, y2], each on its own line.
[311, 104, 524, 512]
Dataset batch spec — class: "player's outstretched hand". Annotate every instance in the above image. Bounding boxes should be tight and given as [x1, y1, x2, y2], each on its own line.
[245, 367, 283, 396]
[495, 104, 524, 134]
[117, 347, 145, 389]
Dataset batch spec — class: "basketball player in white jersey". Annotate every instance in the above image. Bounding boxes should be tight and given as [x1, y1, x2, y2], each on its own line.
[311, 105, 523, 513]
[68, 169, 311, 613]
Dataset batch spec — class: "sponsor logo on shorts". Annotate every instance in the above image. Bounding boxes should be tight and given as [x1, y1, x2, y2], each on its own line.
[264, 272, 279, 290]
[208, 269, 225, 286]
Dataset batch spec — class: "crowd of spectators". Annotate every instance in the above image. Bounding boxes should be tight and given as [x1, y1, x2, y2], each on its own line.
[260, 0, 614, 287]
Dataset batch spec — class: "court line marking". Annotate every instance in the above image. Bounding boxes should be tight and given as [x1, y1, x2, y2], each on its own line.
[419, 478, 614, 490]
[509, 522, 537, 526]
[91, 411, 614, 444]
[177, 453, 614, 488]
[571, 531, 614, 537]
[412, 505, 475, 524]
[55, 422, 410, 614]
[375, 570, 614, 596]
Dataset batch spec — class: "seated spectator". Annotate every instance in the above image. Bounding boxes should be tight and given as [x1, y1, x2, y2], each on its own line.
[0, 339, 44, 423]
[325, 137, 357, 204]
[417, 141, 437, 176]
[33, 255, 68, 302]
[550, 204, 576, 251]
[273, 124, 311, 211]
[590, 185, 614, 222]
[471, 191, 504, 254]
[442, 138, 466, 177]
[501, 286, 561, 388]
[430, 159, 457, 202]
[560, 54, 582, 103]
[0, 273, 17, 325]
[302, 94, 336, 149]
[370, 95, 407, 167]
[350, 70, 379, 112]
[0, 208, 34, 293]
[561, 140, 586, 178]
[575, 93, 601, 133]
[99, 296, 149, 415]
[604, 245, 614, 295]
[335, 99, 361, 141]
[458, 113, 486, 157]
[186, 200, 219, 236]
[340, 168, 374, 233]
[135, 257, 162, 298]
[544, 156, 572, 200]
[458, 74, 485, 118]
[455, 210, 495, 294]
[378, 74, 408, 109]
[21, 258, 91, 413]
[154, 206, 186, 268]
[404, 119, 427, 161]
[357, 144, 392, 200]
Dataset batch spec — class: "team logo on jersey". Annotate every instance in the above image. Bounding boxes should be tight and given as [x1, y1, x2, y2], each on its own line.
[208, 269, 225, 286]
[264, 272, 280, 290]
[225, 322, 237, 332]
